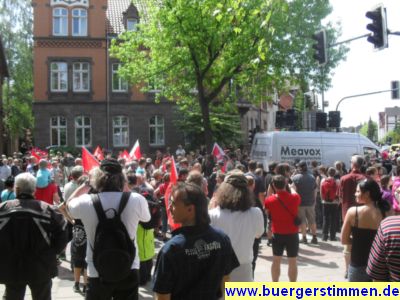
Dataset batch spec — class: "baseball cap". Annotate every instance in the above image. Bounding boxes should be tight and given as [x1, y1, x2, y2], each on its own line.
[100, 158, 122, 174]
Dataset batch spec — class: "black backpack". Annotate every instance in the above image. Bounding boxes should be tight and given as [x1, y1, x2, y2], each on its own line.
[138, 190, 161, 230]
[91, 192, 135, 282]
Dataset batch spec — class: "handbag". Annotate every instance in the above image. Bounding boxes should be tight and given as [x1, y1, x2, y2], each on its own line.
[275, 194, 301, 226]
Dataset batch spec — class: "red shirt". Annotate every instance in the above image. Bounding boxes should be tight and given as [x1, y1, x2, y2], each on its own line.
[35, 183, 58, 205]
[264, 190, 301, 234]
[339, 170, 365, 219]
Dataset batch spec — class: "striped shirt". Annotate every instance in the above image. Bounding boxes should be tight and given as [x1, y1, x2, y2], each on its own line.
[367, 216, 400, 281]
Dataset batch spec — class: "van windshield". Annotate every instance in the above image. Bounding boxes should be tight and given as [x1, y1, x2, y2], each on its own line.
[363, 147, 381, 162]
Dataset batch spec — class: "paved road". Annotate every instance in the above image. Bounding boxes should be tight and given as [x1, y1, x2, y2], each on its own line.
[0, 231, 346, 299]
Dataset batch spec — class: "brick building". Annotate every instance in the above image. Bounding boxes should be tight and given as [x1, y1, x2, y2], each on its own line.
[32, 0, 184, 154]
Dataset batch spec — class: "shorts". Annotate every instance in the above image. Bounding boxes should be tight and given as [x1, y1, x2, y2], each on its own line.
[272, 233, 299, 257]
[298, 206, 316, 225]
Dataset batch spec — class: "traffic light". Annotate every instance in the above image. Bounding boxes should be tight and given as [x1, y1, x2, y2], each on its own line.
[286, 109, 296, 127]
[248, 129, 255, 144]
[275, 111, 285, 128]
[316, 112, 327, 129]
[312, 30, 327, 65]
[328, 111, 341, 128]
[392, 81, 399, 99]
[366, 5, 388, 50]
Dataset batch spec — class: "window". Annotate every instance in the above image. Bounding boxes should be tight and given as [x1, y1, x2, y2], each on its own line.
[149, 116, 165, 146]
[112, 64, 128, 92]
[75, 116, 91, 146]
[73, 62, 90, 92]
[113, 116, 129, 147]
[127, 18, 138, 31]
[72, 9, 87, 36]
[50, 116, 67, 146]
[53, 8, 68, 36]
[50, 62, 68, 92]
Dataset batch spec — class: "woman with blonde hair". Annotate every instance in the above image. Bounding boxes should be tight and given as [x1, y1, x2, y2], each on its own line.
[209, 171, 264, 281]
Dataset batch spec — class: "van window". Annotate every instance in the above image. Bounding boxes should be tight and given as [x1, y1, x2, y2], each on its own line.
[363, 147, 380, 161]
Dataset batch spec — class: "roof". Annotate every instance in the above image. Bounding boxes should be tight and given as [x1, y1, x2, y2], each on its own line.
[0, 36, 9, 78]
[106, 0, 149, 35]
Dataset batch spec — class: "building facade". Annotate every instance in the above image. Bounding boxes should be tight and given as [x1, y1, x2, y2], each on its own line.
[378, 107, 400, 141]
[32, 0, 184, 154]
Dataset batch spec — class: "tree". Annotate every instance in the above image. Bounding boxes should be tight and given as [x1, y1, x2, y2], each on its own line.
[111, 0, 347, 150]
[0, 0, 34, 147]
[359, 117, 378, 142]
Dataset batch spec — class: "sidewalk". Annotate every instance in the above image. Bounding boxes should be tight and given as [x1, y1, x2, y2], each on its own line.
[0, 232, 346, 299]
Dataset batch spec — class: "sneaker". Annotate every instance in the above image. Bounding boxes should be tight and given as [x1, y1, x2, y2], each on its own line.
[330, 237, 337, 241]
[300, 236, 308, 244]
[82, 285, 87, 295]
[267, 239, 272, 247]
[73, 283, 80, 293]
[311, 236, 318, 244]
[322, 235, 328, 242]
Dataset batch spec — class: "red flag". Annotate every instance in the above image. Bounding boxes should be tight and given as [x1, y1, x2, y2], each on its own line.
[129, 139, 141, 160]
[164, 182, 181, 231]
[93, 146, 104, 161]
[170, 156, 178, 184]
[118, 149, 131, 162]
[221, 159, 227, 173]
[30, 149, 41, 161]
[82, 147, 100, 172]
[212, 142, 225, 160]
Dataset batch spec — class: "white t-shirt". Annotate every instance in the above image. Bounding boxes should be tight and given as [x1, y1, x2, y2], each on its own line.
[68, 192, 150, 277]
[209, 207, 264, 265]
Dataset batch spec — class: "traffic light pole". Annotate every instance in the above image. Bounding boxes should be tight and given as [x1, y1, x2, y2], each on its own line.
[335, 88, 394, 111]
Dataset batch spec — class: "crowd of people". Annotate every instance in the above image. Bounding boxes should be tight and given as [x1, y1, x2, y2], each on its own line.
[1, 145, 400, 299]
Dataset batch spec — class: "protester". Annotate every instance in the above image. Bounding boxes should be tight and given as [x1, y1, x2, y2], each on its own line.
[1, 176, 15, 202]
[338, 155, 365, 278]
[0, 173, 68, 299]
[209, 171, 264, 281]
[264, 175, 301, 281]
[66, 159, 150, 300]
[367, 215, 400, 281]
[292, 160, 318, 244]
[320, 167, 340, 241]
[153, 182, 239, 299]
[341, 178, 391, 281]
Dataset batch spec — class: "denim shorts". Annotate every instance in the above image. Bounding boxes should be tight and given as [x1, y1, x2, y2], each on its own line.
[348, 265, 372, 282]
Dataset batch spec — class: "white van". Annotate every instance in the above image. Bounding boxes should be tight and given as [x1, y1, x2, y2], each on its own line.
[250, 131, 380, 168]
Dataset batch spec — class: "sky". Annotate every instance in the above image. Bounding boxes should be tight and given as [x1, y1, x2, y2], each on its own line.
[323, 0, 400, 128]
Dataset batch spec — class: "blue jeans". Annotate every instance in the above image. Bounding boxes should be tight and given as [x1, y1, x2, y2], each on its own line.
[348, 265, 371, 282]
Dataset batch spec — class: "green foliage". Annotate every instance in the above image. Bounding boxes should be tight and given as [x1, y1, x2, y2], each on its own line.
[0, 0, 34, 137]
[173, 101, 243, 149]
[359, 118, 378, 142]
[111, 0, 347, 148]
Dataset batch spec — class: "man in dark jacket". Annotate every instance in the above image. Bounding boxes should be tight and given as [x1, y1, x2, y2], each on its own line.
[0, 172, 68, 300]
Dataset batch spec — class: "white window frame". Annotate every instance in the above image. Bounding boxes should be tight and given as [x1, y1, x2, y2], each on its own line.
[112, 63, 128, 92]
[50, 116, 67, 146]
[72, 8, 88, 36]
[127, 18, 138, 31]
[75, 116, 92, 147]
[53, 7, 68, 36]
[73, 62, 90, 92]
[50, 62, 68, 92]
[113, 116, 129, 147]
[149, 115, 165, 146]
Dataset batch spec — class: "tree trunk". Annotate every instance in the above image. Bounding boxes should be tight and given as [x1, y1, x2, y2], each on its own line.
[199, 96, 213, 153]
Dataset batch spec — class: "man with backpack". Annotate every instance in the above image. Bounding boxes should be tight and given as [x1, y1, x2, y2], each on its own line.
[0, 172, 68, 300]
[67, 159, 150, 300]
[320, 167, 340, 241]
